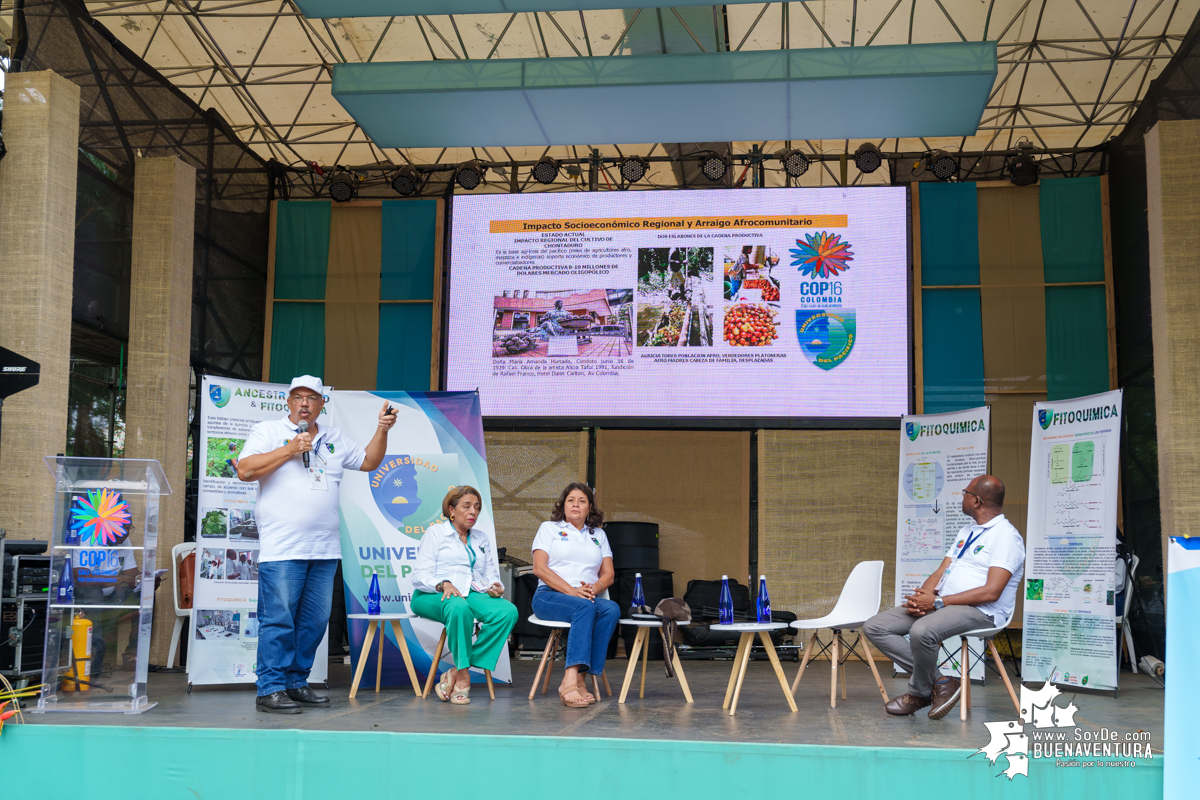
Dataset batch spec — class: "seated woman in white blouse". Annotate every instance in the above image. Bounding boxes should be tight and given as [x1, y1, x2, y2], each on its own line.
[530, 482, 619, 709]
[411, 486, 517, 705]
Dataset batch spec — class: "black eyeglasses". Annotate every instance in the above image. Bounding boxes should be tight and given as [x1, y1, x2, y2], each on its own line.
[963, 489, 981, 500]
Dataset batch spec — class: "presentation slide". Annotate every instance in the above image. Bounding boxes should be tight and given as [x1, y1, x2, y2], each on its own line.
[446, 187, 909, 419]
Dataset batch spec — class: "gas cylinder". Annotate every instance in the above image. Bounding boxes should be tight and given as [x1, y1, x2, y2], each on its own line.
[60, 612, 93, 692]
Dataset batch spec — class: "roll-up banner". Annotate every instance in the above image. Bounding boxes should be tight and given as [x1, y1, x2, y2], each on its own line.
[1165, 537, 1200, 799]
[1022, 389, 1122, 691]
[330, 391, 508, 687]
[192, 376, 329, 686]
[896, 407, 991, 680]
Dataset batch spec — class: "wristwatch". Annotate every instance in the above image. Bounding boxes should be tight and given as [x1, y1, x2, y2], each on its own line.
[932, 597, 945, 611]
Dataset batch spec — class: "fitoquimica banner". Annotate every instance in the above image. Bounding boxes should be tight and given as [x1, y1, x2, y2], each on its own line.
[1022, 389, 1123, 691]
[330, 390, 507, 687]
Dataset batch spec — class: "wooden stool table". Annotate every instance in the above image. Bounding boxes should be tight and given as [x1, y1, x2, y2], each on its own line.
[347, 613, 421, 699]
[617, 619, 693, 704]
[711, 622, 798, 716]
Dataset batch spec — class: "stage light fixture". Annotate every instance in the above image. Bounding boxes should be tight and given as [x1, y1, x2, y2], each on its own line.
[619, 156, 649, 184]
[391, 166, 421, 196]
[853, 142, 883, 174]
[327, 171, 358, 202]
[929, 150, 957, 181]
[1009, 142, 1040, 186]
[699, 152, 728, 182]
[455, 161, 485, 190]
[532, 156, 560, 184]
[777, 149, 810, 178]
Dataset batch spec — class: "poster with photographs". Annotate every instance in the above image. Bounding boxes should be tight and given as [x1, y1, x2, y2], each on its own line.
[191, 375, 328, 686]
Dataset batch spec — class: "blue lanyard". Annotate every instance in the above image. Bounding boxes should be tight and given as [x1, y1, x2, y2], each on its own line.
[956, 527, 986, 560]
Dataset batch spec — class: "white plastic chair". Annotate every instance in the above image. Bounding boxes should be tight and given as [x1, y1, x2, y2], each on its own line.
[527, 588, 612, 701]
[1116, 554, 1140, 672]
[167, 542, 196, 669]
[789, 560, 888, 709]
[956, 607, 1020, 720]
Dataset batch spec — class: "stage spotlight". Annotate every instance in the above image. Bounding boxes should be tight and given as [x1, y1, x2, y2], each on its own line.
[455, 161, 485, 190]
[532, 156, 560, 184]
[391, 166, 421, 196]
[699, 151, 728, 182]
[619, 155, 649, 184]
[929, 150, 957, 181]
[853, 142, 883, 174]
[1009, 142, 1040, 186]
[327, 171, 358, 202]
[777, 149, 810, 178]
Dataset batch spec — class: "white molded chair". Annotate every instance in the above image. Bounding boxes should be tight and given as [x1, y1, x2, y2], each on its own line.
[789, 560, 889, 709]
[1116, 554, 1140, 672]
[527, 588, 612, 701]
[956, 607, 1021, 720]
[167, 542, 196, 669]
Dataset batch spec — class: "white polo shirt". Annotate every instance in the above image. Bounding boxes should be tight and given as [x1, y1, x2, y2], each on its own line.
[531, 520, 612, 588]
[938, 513, 1026, 625]
[240, 415, 366, 563]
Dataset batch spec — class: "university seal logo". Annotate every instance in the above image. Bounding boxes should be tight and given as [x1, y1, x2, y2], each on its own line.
[209, 384, 232, 408]
[796, 310, 856, 370]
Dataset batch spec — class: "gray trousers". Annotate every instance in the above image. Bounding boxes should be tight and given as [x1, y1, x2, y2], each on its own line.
[863, 605, 995, 698]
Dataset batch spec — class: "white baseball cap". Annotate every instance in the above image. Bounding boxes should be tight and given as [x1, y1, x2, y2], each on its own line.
[288, 375, 325, 397]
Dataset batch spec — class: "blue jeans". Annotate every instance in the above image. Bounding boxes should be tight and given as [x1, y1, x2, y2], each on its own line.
[255, 559, 337, 696]
[532, 586, 620, 675]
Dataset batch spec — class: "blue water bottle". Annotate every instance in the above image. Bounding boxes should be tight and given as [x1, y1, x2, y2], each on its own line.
[57, 559, 75, 605]
[631, 573, 645, 613]
[718, 575, 734, 625]
[756, 575, 772, 623]
[367, 572, 381, 615]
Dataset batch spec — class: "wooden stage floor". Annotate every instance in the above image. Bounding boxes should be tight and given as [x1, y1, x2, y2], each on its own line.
[24, 656, 1165, 754]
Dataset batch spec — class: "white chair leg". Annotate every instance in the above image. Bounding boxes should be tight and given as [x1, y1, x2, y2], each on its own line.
[167, 616, 184, 668]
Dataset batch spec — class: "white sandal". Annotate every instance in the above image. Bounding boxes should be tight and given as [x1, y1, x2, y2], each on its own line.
[434, 671, 453, 702]
[449, 684, 471, 705]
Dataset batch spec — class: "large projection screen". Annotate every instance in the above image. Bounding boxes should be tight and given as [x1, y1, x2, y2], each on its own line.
[446, 187, 909, 420]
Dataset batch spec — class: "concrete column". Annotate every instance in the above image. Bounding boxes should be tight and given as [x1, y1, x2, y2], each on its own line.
[0, 71, 81, 540]
[123, 156, 195, 666]
[1145, 120, 1200, 565]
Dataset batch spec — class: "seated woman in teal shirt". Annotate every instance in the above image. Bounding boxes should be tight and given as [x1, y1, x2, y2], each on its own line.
[411, 486, 517, 705]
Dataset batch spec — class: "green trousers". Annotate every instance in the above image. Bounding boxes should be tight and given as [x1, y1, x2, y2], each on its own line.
[410, 589, 518, 672]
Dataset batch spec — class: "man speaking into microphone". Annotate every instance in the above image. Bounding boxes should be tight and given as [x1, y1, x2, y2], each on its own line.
[237, 375, 396, 713]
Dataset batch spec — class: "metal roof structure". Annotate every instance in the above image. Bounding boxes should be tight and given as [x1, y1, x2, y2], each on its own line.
[4, 1, 1198, 192]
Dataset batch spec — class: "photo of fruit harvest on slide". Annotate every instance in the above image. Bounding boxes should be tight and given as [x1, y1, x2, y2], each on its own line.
[636, 247, 714, 347]
[723, 303, 780, 347]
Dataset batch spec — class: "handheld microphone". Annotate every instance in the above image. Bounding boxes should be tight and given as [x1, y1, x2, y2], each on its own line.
[298, 420, 310, 467]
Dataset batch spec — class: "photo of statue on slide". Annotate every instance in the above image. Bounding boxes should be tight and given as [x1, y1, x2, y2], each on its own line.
[491, 289, 633, 358]
[636, 247, 715, 347]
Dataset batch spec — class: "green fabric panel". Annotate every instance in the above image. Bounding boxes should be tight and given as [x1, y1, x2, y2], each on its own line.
[381, 199, 437, 301]
[922, 288, 985, 413]
[270, 302, 326, 384]
[1040, 177, 1105, 283]
[275, 201, 331, 299]
[6, 725, 1161, 799]
[919, 182, 979, 285]
[1045, 285, 1110, 400]
[376, 303, 433, 391]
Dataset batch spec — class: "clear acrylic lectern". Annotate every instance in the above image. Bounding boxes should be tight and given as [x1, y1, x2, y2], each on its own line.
[36, 457, 171, 713]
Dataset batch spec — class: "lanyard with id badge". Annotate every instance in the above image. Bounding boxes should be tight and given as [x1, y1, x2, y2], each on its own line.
[307, 435, 329, 490]
[936, 526, 986, 592]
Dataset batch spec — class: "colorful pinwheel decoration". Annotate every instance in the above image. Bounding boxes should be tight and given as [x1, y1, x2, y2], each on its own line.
[70, 488, 132, 546]
[790, 232, 854, 278]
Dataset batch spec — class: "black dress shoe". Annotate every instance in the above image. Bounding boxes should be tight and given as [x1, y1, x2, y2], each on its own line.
[256, 691, 302, 714]
[286, 686, 331, 707]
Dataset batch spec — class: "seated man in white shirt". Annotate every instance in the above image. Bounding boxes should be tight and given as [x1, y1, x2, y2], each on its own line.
[864, 474, 1026, 719]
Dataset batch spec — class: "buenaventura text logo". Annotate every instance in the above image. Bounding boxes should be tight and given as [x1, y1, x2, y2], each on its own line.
[973, 681, 1153, 780]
